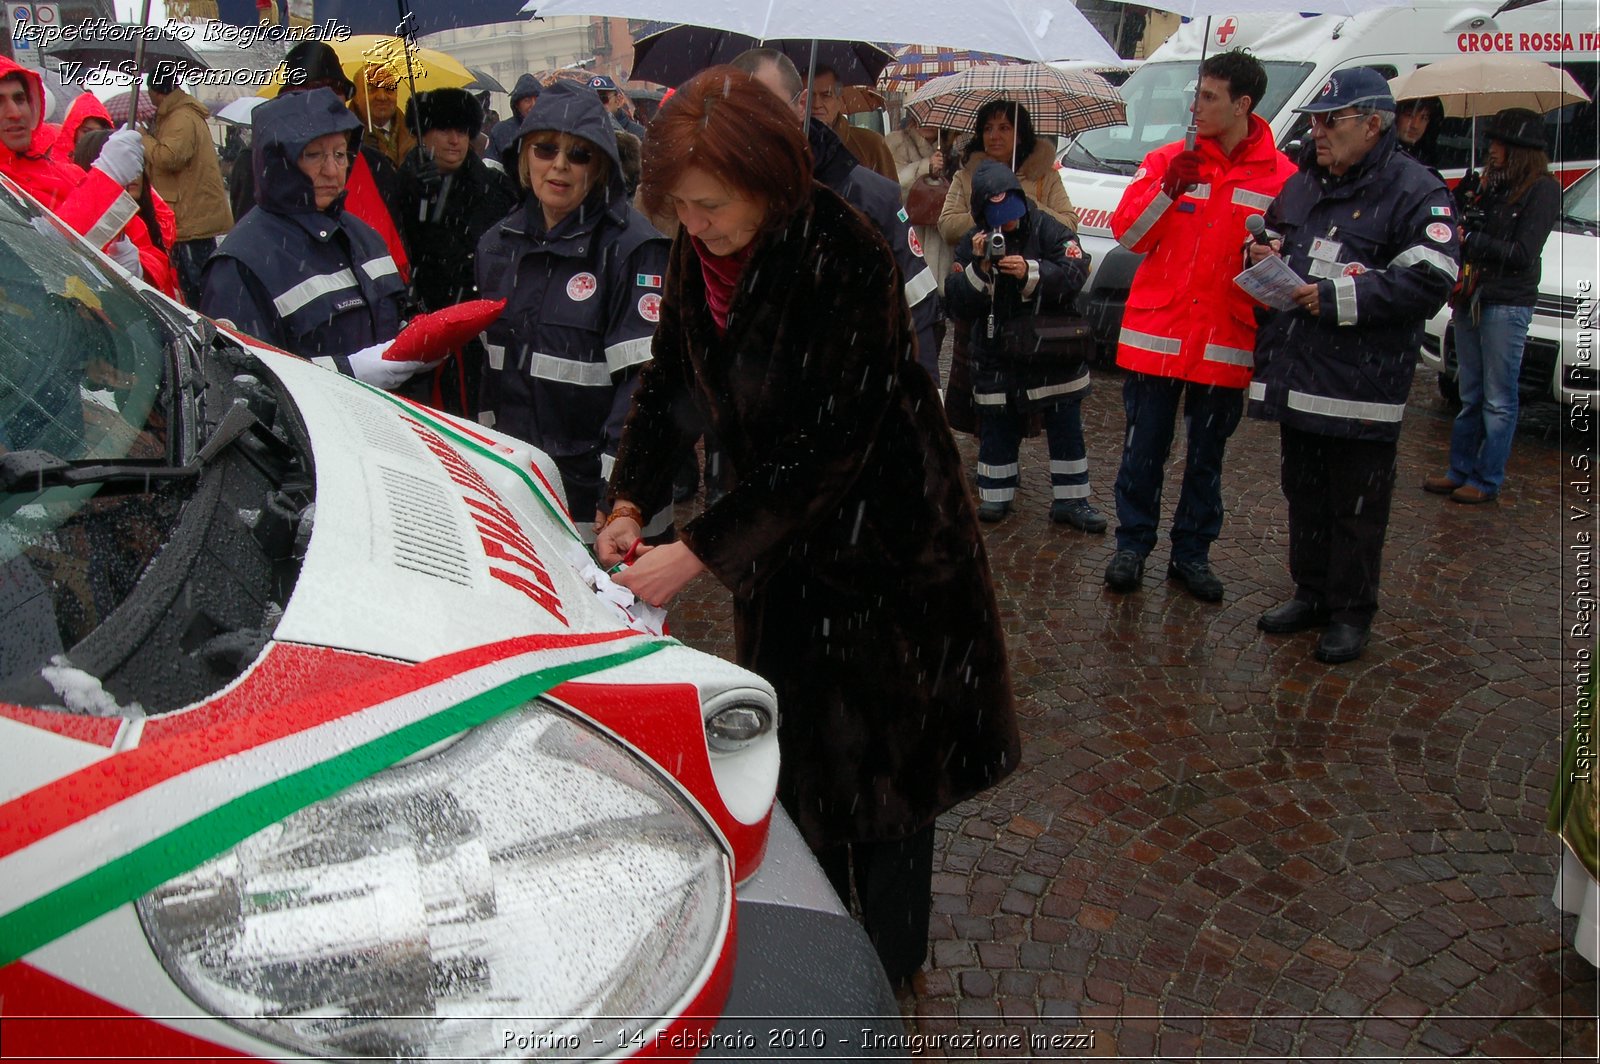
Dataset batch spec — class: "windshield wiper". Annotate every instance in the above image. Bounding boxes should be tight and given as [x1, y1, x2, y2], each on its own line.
[1, 399, 286, 495]
[1070, 140, 1135, 176]
[1071, 140, 1111, 172]
[0, 450, 196, 493]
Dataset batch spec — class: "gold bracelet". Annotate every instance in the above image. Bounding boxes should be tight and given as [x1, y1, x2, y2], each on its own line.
[601, 501, 644, 530]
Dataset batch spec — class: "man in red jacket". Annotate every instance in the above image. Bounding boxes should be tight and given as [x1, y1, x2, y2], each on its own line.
[1104, 50, 1297, 601]
[0, 57, 142, 267]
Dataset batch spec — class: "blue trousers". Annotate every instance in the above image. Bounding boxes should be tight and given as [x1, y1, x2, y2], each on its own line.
[975, 397, 1088, 506]
[1111, 372, 1243, 565]
[1448, 303, 1533, 495]
[1280, 426, 1397, 628]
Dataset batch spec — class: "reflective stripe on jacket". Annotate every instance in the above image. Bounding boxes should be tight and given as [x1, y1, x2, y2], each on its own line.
[1248, 131, 1460, 443]
[475, 200, 668, 460]
[1111, 114, 1295, 388]
[945, 192, 1092, 410]
[200, 206, 405, 359]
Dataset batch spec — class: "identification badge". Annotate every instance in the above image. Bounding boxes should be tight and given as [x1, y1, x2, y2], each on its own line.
[1308, 258, 1345, 280]
[1309, 236, 1343, 263]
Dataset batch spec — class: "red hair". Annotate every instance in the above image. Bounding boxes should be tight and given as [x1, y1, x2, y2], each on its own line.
[640, 65, 811, 225]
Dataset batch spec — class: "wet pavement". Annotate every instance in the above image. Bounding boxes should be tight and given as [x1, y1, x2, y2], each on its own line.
[665, 364, 1599, 1061]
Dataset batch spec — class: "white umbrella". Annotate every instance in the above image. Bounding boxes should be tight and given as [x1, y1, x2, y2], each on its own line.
[214, 96, 267, 127]
[1138, 0, 1411, 13]
[1390, 54, 1590, 119]
[524, 0, 1122, 63]
[38, 66, 88, 126]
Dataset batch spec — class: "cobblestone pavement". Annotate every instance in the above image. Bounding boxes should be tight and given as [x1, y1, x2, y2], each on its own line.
[664, 365, 1599, 1061]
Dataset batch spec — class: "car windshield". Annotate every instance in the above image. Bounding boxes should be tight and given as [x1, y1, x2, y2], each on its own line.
[1563, 168, 1598, 230]
[1, 178, 186, 704]
[0, 182, 173, 464]
[1061, 60, 1315, 174]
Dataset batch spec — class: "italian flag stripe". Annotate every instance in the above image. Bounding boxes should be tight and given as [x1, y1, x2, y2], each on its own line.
[0, 632, 642, 862]
[0, 636, 669, 966]
[379, 391, 578, 538]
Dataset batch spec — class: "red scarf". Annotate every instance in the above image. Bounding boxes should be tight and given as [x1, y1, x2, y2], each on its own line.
[693, 236, 755, 335]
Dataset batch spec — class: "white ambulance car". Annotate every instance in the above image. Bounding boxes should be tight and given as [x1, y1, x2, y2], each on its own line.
[0, 173, 904, 1061]
[1060, 0, 1598, 371]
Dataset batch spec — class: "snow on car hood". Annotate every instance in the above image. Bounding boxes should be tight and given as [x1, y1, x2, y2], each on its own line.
[258, 351, 650, 662]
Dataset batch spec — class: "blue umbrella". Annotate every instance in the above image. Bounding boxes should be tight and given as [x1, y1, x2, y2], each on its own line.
[213, 0, 530, 36]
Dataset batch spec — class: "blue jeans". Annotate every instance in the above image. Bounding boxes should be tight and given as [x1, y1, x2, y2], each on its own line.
[1111, 372, 1243, 565]
[1448, 303, 1532, 495]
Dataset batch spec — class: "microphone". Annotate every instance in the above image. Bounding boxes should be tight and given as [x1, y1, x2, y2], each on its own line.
[1245, 214, 1278, 246]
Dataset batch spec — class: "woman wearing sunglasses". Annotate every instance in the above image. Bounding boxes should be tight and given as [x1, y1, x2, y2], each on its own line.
[476, 79, 672, 543]
[594, 68, 1018, 990]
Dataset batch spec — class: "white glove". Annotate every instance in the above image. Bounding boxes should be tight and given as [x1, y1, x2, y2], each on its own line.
[105, 237, 142, 275]
[316, 342, 444, 390]
[93, 128, 145, 186]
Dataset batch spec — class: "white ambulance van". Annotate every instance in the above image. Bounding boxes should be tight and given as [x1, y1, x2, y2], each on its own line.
[1062, 0, 1598, 353]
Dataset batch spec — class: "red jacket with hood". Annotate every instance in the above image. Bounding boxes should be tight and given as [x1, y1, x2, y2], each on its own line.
[0, 58, 137, 253]
[49, 92, 112, 160]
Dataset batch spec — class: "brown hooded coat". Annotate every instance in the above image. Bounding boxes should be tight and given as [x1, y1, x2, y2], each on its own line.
[609, 184, 1019, 848]
[141, 88, 232, 241]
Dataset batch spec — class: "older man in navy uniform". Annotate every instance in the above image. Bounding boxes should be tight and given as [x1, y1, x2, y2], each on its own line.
[1246, 68, 1460, 664]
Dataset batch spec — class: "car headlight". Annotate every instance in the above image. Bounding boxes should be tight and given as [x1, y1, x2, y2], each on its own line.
[136, 703, 732, 1060]
[705, 701, 773, 753]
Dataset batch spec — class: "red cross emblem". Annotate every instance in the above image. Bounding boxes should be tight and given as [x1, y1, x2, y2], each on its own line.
[1217, 17, 1238, 46]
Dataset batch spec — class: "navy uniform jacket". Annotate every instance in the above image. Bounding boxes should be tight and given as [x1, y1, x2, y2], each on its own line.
[809, 119, 940, 379]
[946, 164, 1090, 410]
[202, 89, 405, 365]
[1249, 130, 1460, 442]
[474, 82, 669, 475]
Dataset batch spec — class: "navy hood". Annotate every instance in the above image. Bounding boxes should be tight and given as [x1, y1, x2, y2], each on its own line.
[970, 159, 1025, 226]
[514, 79, 627, 222]
[252, 87, 362, 215]
[510, 73, 542, 107]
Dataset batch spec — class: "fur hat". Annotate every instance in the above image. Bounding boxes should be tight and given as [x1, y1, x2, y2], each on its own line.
[407, 88, 483, 135]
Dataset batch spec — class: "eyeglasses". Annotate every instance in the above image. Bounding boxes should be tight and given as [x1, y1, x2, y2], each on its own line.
[1309, 112, 1367, 129]
[529, 141, 596, 166]
[301, 149, 353, 168]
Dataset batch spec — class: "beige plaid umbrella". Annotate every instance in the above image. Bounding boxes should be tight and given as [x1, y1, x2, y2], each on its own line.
[905, 64, 1125, 138]
[876, 45, 1023, 94]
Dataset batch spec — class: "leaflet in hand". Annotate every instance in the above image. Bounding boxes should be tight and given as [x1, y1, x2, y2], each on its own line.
[1234, 256, 1305, 312]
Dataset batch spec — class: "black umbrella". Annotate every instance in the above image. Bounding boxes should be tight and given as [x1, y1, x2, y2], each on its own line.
[630, 25, 893, 89]
[43, 26, 209, 76]
[468, 68, 507, 94]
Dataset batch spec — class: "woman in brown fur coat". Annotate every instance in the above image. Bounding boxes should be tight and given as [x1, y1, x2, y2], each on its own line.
[595, 67, 1018, 987]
